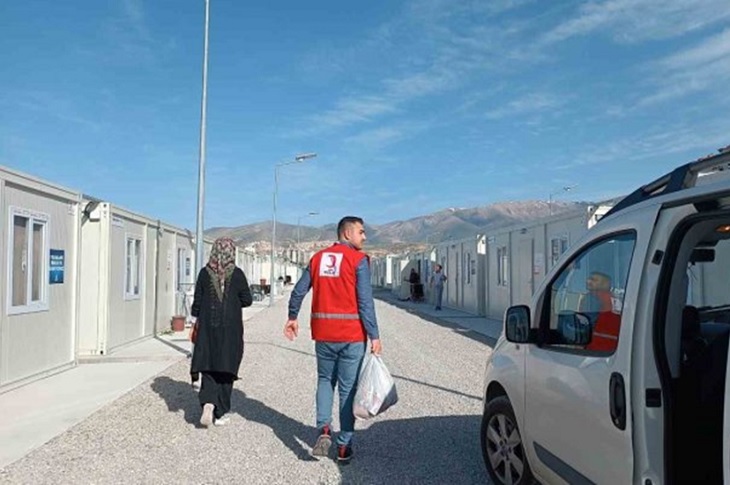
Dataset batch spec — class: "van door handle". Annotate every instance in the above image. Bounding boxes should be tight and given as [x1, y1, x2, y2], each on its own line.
[609, 372, 626, 430]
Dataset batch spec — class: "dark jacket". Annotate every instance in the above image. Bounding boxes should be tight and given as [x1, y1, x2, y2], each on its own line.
[190, 267, 253, 377]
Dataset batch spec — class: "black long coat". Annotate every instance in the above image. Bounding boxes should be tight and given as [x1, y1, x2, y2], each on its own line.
[190, 267, 253, 377]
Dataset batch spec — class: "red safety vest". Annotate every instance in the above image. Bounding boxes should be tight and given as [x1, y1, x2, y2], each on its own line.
[585, 291, 621, 352]
[309, 243, 368, 343]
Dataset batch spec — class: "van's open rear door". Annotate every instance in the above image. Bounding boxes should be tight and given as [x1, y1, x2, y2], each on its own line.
[722, 350, 730, 485]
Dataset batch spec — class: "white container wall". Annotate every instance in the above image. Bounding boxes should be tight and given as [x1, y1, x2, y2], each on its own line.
[433, 236, 483, 314]
[370, 257, 389, 287]
[389, 256, 409, 297]
[174, 232, 196, 319]
[78, 203, 161, 355]
[486, 231, 512, 320]
[0, 161, 615, 392]
[484, 210, 589, 320]
[155, 225, 198, 332]
[0, 168, 81, 391]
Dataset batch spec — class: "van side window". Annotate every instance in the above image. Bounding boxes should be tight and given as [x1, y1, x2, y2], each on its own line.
[545, 232, 636, 354]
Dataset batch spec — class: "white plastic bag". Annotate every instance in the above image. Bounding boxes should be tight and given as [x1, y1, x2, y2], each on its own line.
[353, 353, 398, 420]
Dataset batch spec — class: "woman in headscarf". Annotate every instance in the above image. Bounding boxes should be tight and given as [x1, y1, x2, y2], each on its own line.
[190, 237, 253, 427]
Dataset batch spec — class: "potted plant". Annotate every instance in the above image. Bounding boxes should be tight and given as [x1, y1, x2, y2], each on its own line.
[171, 315, 186, 332]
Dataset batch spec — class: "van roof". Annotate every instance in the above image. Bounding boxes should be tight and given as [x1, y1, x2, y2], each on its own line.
[602, 144, 730, 220]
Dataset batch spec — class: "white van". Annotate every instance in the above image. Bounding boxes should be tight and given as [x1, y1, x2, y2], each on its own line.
[481, 145, 730, 485]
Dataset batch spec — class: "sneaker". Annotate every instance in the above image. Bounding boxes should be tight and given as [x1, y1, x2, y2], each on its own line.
[200, 403, 215, 427]
[337, 445, 353, 464]
[311, 425, 332, 457]
[214, 415, 230, 427]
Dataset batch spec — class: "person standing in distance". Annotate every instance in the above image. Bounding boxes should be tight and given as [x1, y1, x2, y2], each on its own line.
[430, 263, 447, 310]
[284, 216, 382, 464]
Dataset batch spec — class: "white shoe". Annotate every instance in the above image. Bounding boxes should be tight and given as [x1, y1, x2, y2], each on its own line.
[214, 415, 230, 426]
[192, 380, 201, 392]
[200, 403, 215, 427]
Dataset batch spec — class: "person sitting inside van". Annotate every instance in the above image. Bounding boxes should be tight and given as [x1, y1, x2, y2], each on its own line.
[580, 271, 621, 352]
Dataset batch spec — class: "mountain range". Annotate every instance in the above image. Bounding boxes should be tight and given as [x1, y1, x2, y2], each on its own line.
[205, 200, 593, 250]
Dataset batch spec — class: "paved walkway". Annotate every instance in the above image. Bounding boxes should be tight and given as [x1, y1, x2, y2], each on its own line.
[0, 294, 492, 484]
[0, 299, 271, 471]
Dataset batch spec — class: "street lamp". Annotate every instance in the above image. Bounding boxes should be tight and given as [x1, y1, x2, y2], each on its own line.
[297, 211, 318, 273]
[194, 0, 211, 276]
[297, 211, 319, 247]
[270, 153, 317, 306]
[548, 184, 578, 216]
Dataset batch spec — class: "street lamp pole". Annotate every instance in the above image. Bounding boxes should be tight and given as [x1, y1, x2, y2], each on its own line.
[269, 153, 317, 307]
[297, 211, 318, 268]
[297, 211, 319, 247]
[194, 0, 211, 276]
[548, 184, 578, 216]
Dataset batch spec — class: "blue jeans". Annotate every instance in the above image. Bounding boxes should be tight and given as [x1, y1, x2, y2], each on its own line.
[434, 285, 444, 309]
[315, 341, 366, 446]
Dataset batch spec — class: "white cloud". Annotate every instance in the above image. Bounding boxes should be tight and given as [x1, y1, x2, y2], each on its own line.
[344, 119, 432, 150]
[345, 127, 404, 148]
[640, 29, 730, 105]
[100, 0, 173, 66]
[542, 0, 730, 44]
[297, 0, 546, 135]
[10, 91, 101, 132]
[311, 96, 397, 130]
[485, 93, 564, 119]
[552, 122, 730, 170]
[660, 29, 730, 70]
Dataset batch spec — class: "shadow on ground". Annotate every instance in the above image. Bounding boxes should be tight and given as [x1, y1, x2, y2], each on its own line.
[337, 414, 488, 484]
[151, 377, 487, 483]
[151, 376, 317, 461]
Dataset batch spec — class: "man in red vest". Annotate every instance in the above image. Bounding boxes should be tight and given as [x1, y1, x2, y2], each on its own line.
[284, 216, 382, 463]
[580, 271, 621, 353]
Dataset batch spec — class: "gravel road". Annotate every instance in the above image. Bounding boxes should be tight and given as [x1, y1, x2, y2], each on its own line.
[0, 293, 492, 484]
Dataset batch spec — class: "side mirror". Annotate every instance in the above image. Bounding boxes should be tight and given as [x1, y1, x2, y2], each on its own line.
[556, 312, 593, 346]
[505, 305, 533, 344]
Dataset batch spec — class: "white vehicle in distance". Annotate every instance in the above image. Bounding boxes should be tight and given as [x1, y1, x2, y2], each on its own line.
[481, 145, 730, 485]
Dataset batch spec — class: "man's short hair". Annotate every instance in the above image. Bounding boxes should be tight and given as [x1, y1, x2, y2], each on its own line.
[590, 271, 611, 282]
[337, 216, 364, 238]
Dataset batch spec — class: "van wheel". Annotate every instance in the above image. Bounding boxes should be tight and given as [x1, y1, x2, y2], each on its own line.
[481, 396, 533, 485]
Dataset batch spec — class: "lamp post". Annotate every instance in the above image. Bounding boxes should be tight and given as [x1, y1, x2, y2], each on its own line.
[297, 211, 318, 274]
[297, 211, 319, 248]
[269, 153, 317, 306]
[548, 184, 578, 216]
[194, 0, 211, 276]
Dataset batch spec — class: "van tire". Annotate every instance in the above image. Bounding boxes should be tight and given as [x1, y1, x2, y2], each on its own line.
[481, 396, 533, 485]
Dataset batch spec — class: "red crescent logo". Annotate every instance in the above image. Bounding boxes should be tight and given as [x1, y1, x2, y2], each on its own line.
[326, 255, 337, 268]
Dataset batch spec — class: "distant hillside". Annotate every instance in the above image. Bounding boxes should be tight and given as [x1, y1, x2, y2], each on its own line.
[206, 200, 590, 249]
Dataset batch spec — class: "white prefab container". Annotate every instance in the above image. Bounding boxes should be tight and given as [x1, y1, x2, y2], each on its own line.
[0, 167, 81, 391]
[78, 202, 162, 355]
[385, 255, 395, 287]
[155, 224, 196, 332]
[434, 236, 484, 314]
[484, 210, 589, 320]
[173, 231, 196, 317]
[203, 239, 213, 263]
[235, 247, 256, 282]
[389, 256, 409, 297]
[370, 257, 388, 287]
[486, 231, 512, 320]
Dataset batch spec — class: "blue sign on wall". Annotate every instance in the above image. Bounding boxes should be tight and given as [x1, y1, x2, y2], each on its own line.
[50, 249, 65, 284]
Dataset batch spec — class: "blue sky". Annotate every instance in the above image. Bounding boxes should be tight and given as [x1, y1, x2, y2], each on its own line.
[2, 0, 730, 230]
